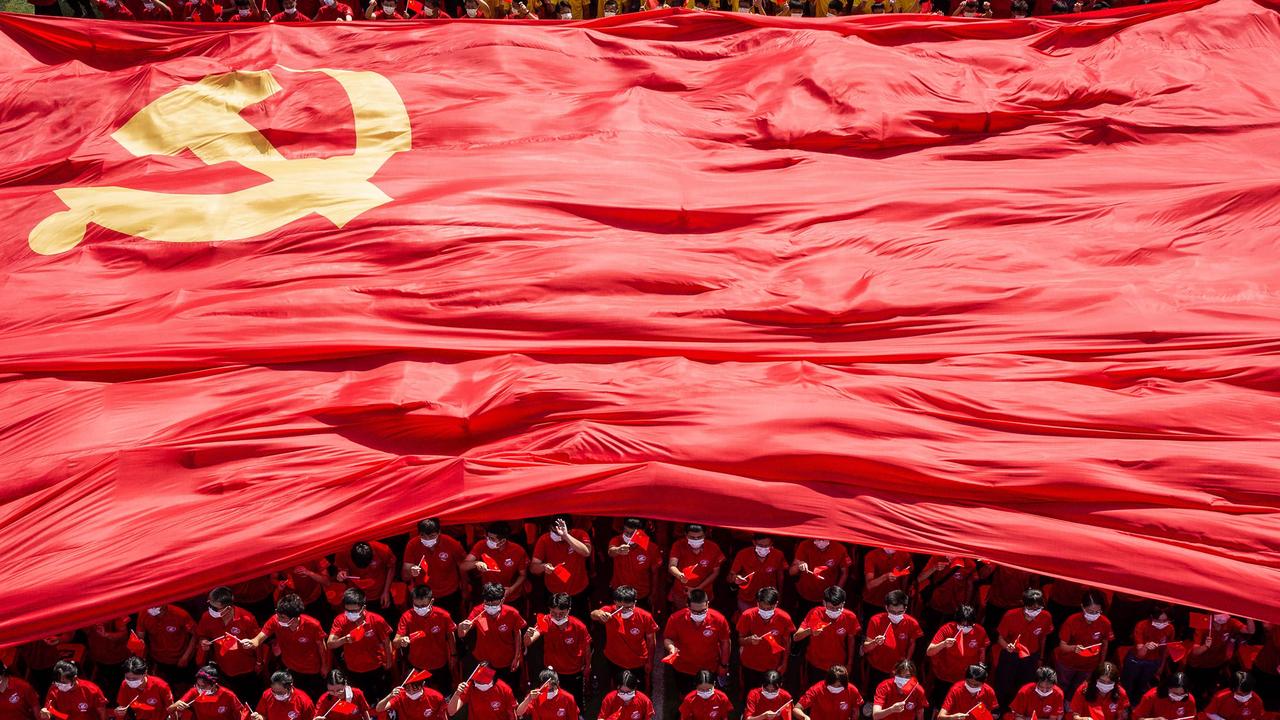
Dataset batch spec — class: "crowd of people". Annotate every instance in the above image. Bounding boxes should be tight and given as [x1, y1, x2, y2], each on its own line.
[2, 516, 1276, 720]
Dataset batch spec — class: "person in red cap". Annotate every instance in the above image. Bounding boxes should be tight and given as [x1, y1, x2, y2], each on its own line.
[522, 595, 589, 698]
[607, 519, 664, 609]
[0, 660, 40, 720]
[743, 671, 792, 720]
[1009, 667, 1065, 720]
[591, 586, 659, 692]
[375, 669, 444, 720]
[334, 542, 397, 611]
[790, 538, 851, 607]
[872, 660, 928, 720]
[667, 525, 725, 611]
[315, 671, 371, 720]
[863, 590, 924, 692]
[1056, 591, 1114, 703]
[677, 671, 731, 720]
[728, 536, 789, 614]
[926, 606, 990, 711]
[403, 519, 468, 618]
[736, 588, 795, 692]
[326, 588, 393, 701]
[458, 583, 526, 688]
[114, 657, 172, 720]
[597, 671, 654, 720]
[995, 589, 1055, 709]
[862, 548, 912, 621]
[1205, 672, 1264, 720]
[462, 523, 530, 609]
[395, 586, 457, 693]
[247, 594, 329, 701]
[937, 664, 997, 720]
[1132, 673, 1195, 720]
[40, 662, 106, 720]
[662, 589, 730, 716]
[251, 672, 314, 720]
[794, 665, 863, 720]
[135, 604, 196, 685]
[515, 669, 577, 720]
[194, 586, 262, 703]
[445, 665, 516, 720]
[794, 586, 861, 688]
[531, 517, 593, 616]
[1068, 663, 1128, 720]
[168, 665, 247, 720]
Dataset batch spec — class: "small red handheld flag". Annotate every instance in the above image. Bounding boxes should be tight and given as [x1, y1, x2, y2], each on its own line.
[471, 665, 496, 686]
[970, 705, 994, 720]
[891, 566, 913, 578]
[1164, 641, 1190, 664]
[1012, 635, 1031, 659]
[330, 700, 358, 716]
[406, 668, 432, 684]
[407, 0, 423, 11]
[418, 558, 431, 582]
[349, 623, 368, 642]
[408, 630, 426, 642]
[810, 564, 830, 577]
[127, 631, 146, 657]
[901, 677, 919, 696]
[389, 582, 407, 606]
[45, 708, 70, 720]
[629, 530, 651, 551]
[763, 632, 783, 654]
[1189, 613, 1212, 631]
[1077, 643, 1102, 657]
[215, 634, 240, 653]
[681, 564, 701, 584]
[481, 554, 500, 573]
[1089, 707, 1106, 720]
[551, 564, 572, 584]
[1239, 644, 1261, 670]
[536, 614, 551, 633]
[324, 584, 345, 606]
[661, 649, 679, 665]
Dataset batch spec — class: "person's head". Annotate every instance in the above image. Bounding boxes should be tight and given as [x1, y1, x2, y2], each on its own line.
[761, 670, 783, 697]
[52, 661, 79, 691]
[1149, 604, 1172, 627]
[326, 669, 349, 696]
[416, 519, 441, 544]
[756, 587, 780, 614]
[893, 659, 916, 685]
[752, 534, 774, 557]
[884, 590, 909, 617]
[1230, 672, 1256, 701]
[825, 665, 850, 691]
[616, 670, 640, 698]
[194, 665, 219, 694]
[955, 605, 978, 632]
[411, 585, 435, 615]
[826, 0, 843, 13]
[694, 670, 716, 697]
[623, 518, 644, 534]
[484, 522, 510, 548]
[549, 593, 573, 622]
[270, 672, 295, 699]
[342, 588, 367, 619]
[1034, 667, 1058, 695]
[481, 582, 506, 611]
[549, 515, 572, 536]
[687, 589, 709, 616]
[282, 0, 297, 11]
[275, 594, 305, 626]
[823, 585, 847, 615]
[1010, 0, 1026, 15]
[350, 542, 373, 569]
[538, 668, 560, 693]
[208, 586, 235, 616]
[1022, 589, 1045, 612]
[684, 524, 706, 547]
[786, 0, 803, 13]
[964, 664, 988, 692]
[1081, 591, 1105, 620]
[1157, 672, 1188, 701]
[234, 0, 251, 13]
[613, 585, 638, 611]
[122, 656, 149, 689]
[0, 661, 9, 691]
[1085, 662, 1119, 701]
[869, 2, 885, 12]
[423, 0, 438, 14]
[555, 1, 572, 17]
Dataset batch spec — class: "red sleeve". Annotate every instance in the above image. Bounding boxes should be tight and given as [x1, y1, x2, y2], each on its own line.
[1069, 691, 1087, 717]
[873, 682, 890, 707]
[736, 613, 751, 635]
[798, 686, 818, 710]
[532, 536, 550, 560]
[909, 618, 924, 641]
[744, 691, 760, 717]
[263, 616, 278, 638]
[1204, 693, 1226, 717]
[851, 687, 865, 709]
[782, 613, 796, 634]
[729, 551, 746, 576]
[256, 693, 271, 716]
[1010, 689, 1029, 715]
[678, 696, 694, 720]
[941, 686, 961, 713]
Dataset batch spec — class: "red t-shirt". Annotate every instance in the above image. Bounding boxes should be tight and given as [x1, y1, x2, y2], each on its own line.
[1057, 613, 1114, 671]
[1010, 684, 1064, 719]
[468, 541, 530, 600]
[195, 607, 261, 677]
[281, 560, 330, 607]
[0, 676, 40, 720]
[794, 540, 851, 603]
[744, 689, 793, 720]
[801, 607, 861, 671]
[227, 10, 265, 21]
[456, 683, 515, 720]
[183, 1, 221, 20]
[115, 676, 173, 720]
[1070, 686, 1129, 720]
[864, 613, 923, 673]
[388, 688, 447, 720]
[1048, 580, 1088, 608]
[177, 688, 247, 720]
[525, 691, 578, 720]
[1253, 623, 1280, 677]
[1132, 689, 1195, 720]
[539, 617, 590, 675]
[404, 534, 467, 598]
[987, 567, 1034, 609]
[368, 8, 406, 17]
[256, 690, 315, 720]
[735, 608, 795, 672]
[663, 609, 730, 675]
[329, 611, 391, 673]
[263, 614, 328, 675]
[873, 679, 929, 720]
[316, 689, 371, 720]
[138, 605, 195, 665]
[397, 607, 456, 670]
[87, 618, 132, 666]
[940, 683, 997, 717]
[1187, 618, 1246, 668]
[334, 541, 397, 598]
[468, 605, 526, 667]
[533, 530, 592, 596]
[728, 547, 789, 602]
[668, 539, 725, 597]
[97, 1, 136, 17]
[270, 9, 310, 18]
[600, 605, 659, 669]
[997, 608, 1054, 656]
[678, 690, 732, 720]
[1130, 619, 1177, 664]
[929, 623, 991, 684]
[862, 550, 911, 606]
[921, 557, 976, 613]
[608, 534, 664, 599]
[312, 1, 353, 17]
[231, 577, 276, 605]
[798, 682, 864, 720]
[1205, 691, 1264, 720]
[598, 691, 654, 720]
[47, 681, 107, 720]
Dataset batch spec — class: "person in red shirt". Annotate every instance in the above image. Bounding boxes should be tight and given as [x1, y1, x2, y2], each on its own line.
[365, 1, 407, 18]
[315, 671, 371, 720]
[1010, 668, 1065, 720]
[1132, 672, 1195, 720]
[1056, 591, 1114, 702]
[743, 671, 792, 720]
[1069, 663, 1129, 720]
[137, 604, 197, 682]
[195, 587, 262, 703]
[226, 0, 264, 19]
[862, 549, 912, 619]
[87, 619, 132, 695]
[41, 662, 106, 720]
[181, 0, 221, 21]
[1120, 605, 1176, 701]
[531, 516, 594, 614]
[247, 594, 329, 700]
[662, 589, 731, 703]
[270, 0, 310, 20]
[608, 519, 664, 607]
[790, 539, 851, 606]
[417, 0, 449, 15]
[458, 583, 527, 688]
[169, 666, 247, 720]
[523, 594, 590, 696]
[334, 542, 397, 611]
[872, 660, 928, 720]
[926, 606, 990, 710]
[862, 590, 924, 690]
[794, 665, 863, 720]
[404, 520, 468, 618]
[134, 0, 174, 19]
[0, 661, 40, 720]
[794, 586, 861, 684]
[326, 589, 393, 701]
[95, 0, 135, 18]
[311, 0, 354, 19]
[728, 536, 789, 614]
[445, 668, 516, 720]
[979, 565, 1037, 639]
[667, 525, 725, 610]
[916, 556, 977, 629]
[995, 589, 1055, 708]
[1205, 673, 1263, 720]
[736, 588, 795, 691]
[251, 673, 314, 720]
[591, 586, 659, 691]
[376, 671, 446, 720]
[937, 664, 998, 720]
[114, 657, 172, 720]
[463, 523, 530, 608]
[395, 586, 457, 693]
[1187, 613, 1254, 704]
[1251, 623, 1280, 712]
[22, 634, 77, 694]
[678, 671, 731, 720]
[515, 669, 577, 720]
[597, 671, 654, 720]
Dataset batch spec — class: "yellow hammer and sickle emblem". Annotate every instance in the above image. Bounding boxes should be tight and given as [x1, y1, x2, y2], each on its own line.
[29, 68, 411, 256]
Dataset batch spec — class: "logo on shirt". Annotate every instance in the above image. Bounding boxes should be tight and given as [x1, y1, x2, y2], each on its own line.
[437, 552, 449, 561]
[147, 699, 158, 706]
[166, 626, 178, 633]
[423, 710, 433, 718]
[230, 628, 242, 636]
[299, 636, 310, 643]
[629, 628, 640, 636]
[630, 713, 640, 720]
[1032, 628, 1043, 636]
[498, 625, 509, 632]
[8, 694, 20, 704]
[489, 702, 501, 711]
[503, 559, 514, 567]
[556, 710, 566, 717]
[431, 626, 443, 634]
[1108, 704, 1117, 712]
[837, 628, 847, 636]
[288, 712, 300, 719]
[217, 707, 228, 715]
[709, 707, 721, 718]
[702, 628, 714, 637]
[907, 703, 916, 710]
[839, 703, 850, 711]
[636, 555, 648, 564]
[565, 637, 576, 645]
[78, 704, 90, 712]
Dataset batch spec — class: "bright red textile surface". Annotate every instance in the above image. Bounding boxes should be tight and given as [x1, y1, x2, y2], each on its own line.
[1, 1, 1280, 644]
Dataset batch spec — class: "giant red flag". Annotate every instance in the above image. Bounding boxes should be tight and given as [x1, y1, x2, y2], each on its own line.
[1, 0, 1280, 646]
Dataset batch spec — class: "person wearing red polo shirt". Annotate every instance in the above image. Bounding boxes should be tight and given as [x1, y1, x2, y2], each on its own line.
[743, 671, 792, 720]
[312, 0, 354, 18]
[1056, 591, 1114, 702]
[515, 669, 577, 720]
[22, 634, 77, 695]
[662, 590, 730, 719]
[135, 0, 174, 19]
[598, 671, 654, 720]
[404, 520, 468, 619]
[251, 672, 315, 720]
[169, 665, 247, 720]
[95, 0, 135, 18]
[729, 536, 789, 614]
[458, 584, 526, 688]
[791, 539, 851, 607]
[926, 606, 989, 711]
[1187, 613, 1254, 705]
[445, 666, 515, 720]
[532, 517, 593, 616]
[678, 671, 731, 720]
[794, 666, 863, 720]
[794, 586, 860, 688]
[41, 662, 106, 720]
[137, 604, 196, 682]
[1120, 605, 1177, 701]
[863, 591, 924, 691]
[0, 661, 40, 720]
[937, 664, 997, 720]
[872, 660, 928, 720]
[270, 0, 310, 20]
[195, 587, 262, 703]
[1069, 663, 1128, 720]
[248, 595, 329, 701]
[1205, 673, 1263, 720]
[463, 523, 530, 609]
[326, 589, 393, 701]
[608, 519, 664, 608]
[979, 566, 1037, 639]
[395, 586, 457, 694]
[1132, 673, 1195, 720]
[226, 0, 264, 21]
[377, 669, 445, 720]
[315, 670, 371, 720]
[862, 549, 912, 621]
[1251, 623, 1280, 712]
[523, 594, 590, 697]
[1010, 668, 1065, 720]
[737, 588, 795, 691]
[995, 589, 1055, 708]
[916, 556, 977, 630]
[667, 525, 725, 611]
[592, 586, 659, 691]
[335, 542, 397, 611]
[87, 619, 132, 695]
[114, 657, 172, 720]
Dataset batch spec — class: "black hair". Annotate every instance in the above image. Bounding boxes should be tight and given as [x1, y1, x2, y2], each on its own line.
[412, 585, 434, 601]
[350, 542, 373, 568]
[481, 583, 506, 603]
[538, 668, 559, 687]
[1232, 672, 1255, 694]
[1081, 590, 1105, 609]
[756, 587, 780, 605]
[549, 593, 573, 611]
[122, 657, 149, 675]
[613, 586, 638, 604]
[894, 659, 916, 676]
[1083, 662, 1120, 702]
[342, 588, 366, 608]
[617, 670, 640, 691]
[688, 589, 709, 606]
[826, 665, 849, 686]
[762, 671, 783, 690]
[955, 605, 978, 624]
[53, 661, 79, 681]
[1156, 672, 1187, 700]
[693, 670, 715, 687]
[417, 519, 440, 535]
[965, 664, 988, 682]
[270, 671, 294, 689]
[885, 590, 909, 608]
[1023, 589, 1045, 608]
[824, 586, 847, 605]
[276, 593, 305, 619]
[209, 586, 234, 607]
[195, 664, 219, 686]
[1034, 666, 1057, 685]
[326, 669, 348, 686]
[623, 518, 644, 531]
[685, 524, 705, 535]
[486, 522, 511, 539]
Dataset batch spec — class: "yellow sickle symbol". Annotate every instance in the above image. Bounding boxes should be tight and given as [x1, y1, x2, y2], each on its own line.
[29, 68, 411, 256]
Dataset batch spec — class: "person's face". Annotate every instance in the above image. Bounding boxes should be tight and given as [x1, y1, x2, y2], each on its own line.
[895, 670, 912, 681]
[696, 683, 714, 693]
[1083, 603, 1102, 615]
[406, 682, 425, 694]
[887, 603, 907, 615]
[195, 680, 214, 694]
[413, 597, 433, 611]
[686, 530, 705, 543]
[483, 600, 503, 613]
[1155, 613, 1170, 624]
[485, 533, 505, 547]
[271, 683, 290, 696]
[753, 539, 771, 551]
[420, 531, 439, 542]
[758, 601, 777, 613]
[1036, 680, 1055, 693]
[277, 613, 297, 627]
[1099, 673, 1116, 685]
[327, 683, 346, 695]
[965, 679, 983, 691]
[619, 600, 636, 612]
[689, 601, 709, 615]
[551, 607, 571, 622]
[344, 603, 365, 617]
[208, 599, 228, 614]
[124, 672, 148, 686]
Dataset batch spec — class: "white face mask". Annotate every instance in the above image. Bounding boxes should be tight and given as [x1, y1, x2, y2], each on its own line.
[1235, 693, 1253, 703]
[237, 8, 250, 14]
[381, 4, 395, 11]
[413, 606, 431, 616]
[345, 611, 362, 621]
[825, 608, 842, 619]
[465, 6, 477, 13]
[1025, 608, 1043, 619]
[1083, 611, 1101, 622]
[55, 682, 75, 693]
[199, 687, 216, 696]
[813, 540, 830, 550]
[965, 684, 981, 694]
[689, 611, 707, 623]
[421, 537, 437, 548]
[959, 625, 973, 634]
[324, 0, 335, 6]
[762, 690, 779, 700]
[558, 9, 571, 15]
[484, 604, 502, 616]
[1168, 693, 1187, 702]
[147, 607, 164, 616]
[551, 616, 569, 626]
[888, 612, 904, 624]
[754, 545, 771, 558]
[277, 617, 295, 628]
[617, 691, 635, 702]
[473, 683, 492, 692]
[485, 538, 501, 549]
[208, 606, 226, 618]
[273, 692, 291, 701]
[126, 678, 145, 689]
[884, 549, 896, 555]
[758, 609, 775, 620]
[1151, 620, 1170, 629]
[1214, 614, 1231, 624]
[1096, 682, 1115, 693]
[826, 685, 845, 694]
[1035, 688, 1053, 698]
[550, 532, 563, 542]
[894, 676, 910, 688]
[619, 609, 634, 619]
[284, 6, 296, 11]
[545, 689, 558, 699]
[696, 690, 714, 700]
[687, 538, 705, 549]
[405, 690, 423, 700]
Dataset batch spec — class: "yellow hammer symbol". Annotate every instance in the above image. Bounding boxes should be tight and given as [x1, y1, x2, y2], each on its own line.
[29, 68, 411, 256]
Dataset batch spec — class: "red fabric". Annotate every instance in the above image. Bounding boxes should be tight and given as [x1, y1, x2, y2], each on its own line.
[255, 690, 316, 720]
[729, 547, 789, 602]
[0, 676, 40, 720]
[46, 683, 106, 720]
[467, 605, 524, 668]
[794, 540, 850, 603]
[1, 2, 1280, 645]
[865, 613, 923, 673]
[929, 623, 990, 684]
[195, 610, 259, 677]
[1069, 686, 1129, 720]
[404, 535, 465, 598]
[598, 691, 654, 720]
[940, 683, 997, 718]
[525, 691, 578, 720]
[677, 690, 732, 720]
[997, 610, 1054, 656]
[1057, 613, 1114, 671]
[873, 679, 928, 720]
[456, 684, 514, 720]
[386, 688, 446, 720]
[316, 690, 371, 720]
[538, 617, 590, 675]
[1133, 689, 1195, 720]
[329, 612, 391, 673]
[532, 531, 591, 595]
[735, 608, 794, 672]
[1011, 685, 1064, 720]
[663, 609, 730, 676]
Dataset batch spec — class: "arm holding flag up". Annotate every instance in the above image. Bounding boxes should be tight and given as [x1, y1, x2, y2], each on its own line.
[446, 664, 492, 717]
